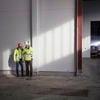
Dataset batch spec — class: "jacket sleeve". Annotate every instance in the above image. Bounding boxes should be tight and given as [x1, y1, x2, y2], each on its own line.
[30, 47, 33, 59]
[21, 49, 25, 61]
[28, 47, 33, 59]
[30, 47, 33, 54]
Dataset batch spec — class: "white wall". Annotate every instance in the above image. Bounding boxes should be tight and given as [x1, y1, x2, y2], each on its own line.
[82, 0, 100, 57]
[0, 0, 75, 72]
[32, 0, 75, 72]
[0, 0, 30, 70]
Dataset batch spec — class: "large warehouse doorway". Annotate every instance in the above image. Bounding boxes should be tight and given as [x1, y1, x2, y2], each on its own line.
[32, 0, 76, 73]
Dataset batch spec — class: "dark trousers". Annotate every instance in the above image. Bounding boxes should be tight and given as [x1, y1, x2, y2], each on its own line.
[25, 60, 33, 77]
[16, 60, 24, 77]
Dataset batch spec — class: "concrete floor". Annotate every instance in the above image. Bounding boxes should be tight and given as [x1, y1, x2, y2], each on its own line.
[0, 73, 100, 100]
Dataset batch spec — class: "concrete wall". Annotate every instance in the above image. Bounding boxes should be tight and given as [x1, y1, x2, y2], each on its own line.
[32, 0, 75, 72]
[0, 0, 30, 70]
[82, 0, 100, 57]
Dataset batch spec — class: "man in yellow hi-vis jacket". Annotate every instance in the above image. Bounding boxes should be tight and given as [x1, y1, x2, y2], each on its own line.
[23, 41, 33, 77]
[13, 43, 24, 77]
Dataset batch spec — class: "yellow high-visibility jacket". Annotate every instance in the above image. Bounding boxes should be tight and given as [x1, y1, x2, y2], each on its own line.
[23, 46, 33, 61]
[13, 48, 23, 62]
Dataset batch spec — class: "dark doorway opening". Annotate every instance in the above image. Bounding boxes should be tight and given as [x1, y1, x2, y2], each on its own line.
[91, 21, 100, 58]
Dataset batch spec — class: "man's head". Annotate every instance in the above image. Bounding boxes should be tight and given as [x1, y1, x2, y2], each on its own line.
[25, 41, 30, 48]
[18, 43, 22, 48]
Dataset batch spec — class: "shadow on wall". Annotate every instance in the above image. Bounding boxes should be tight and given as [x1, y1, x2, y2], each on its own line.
[8, 49, 16, 76]
[37, 54, 74, 72]
[8, 49, 15, 69]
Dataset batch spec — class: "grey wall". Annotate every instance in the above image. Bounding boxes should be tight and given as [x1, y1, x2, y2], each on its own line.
[0, 0, 30, 70]
[82, 58, 100, 80]
[83, 0, 100, 57]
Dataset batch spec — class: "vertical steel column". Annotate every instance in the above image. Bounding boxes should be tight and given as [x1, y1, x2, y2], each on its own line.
[77, 0, 82, 72]
[74, 0, 78, 76]
[74, 0, 82, 76]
